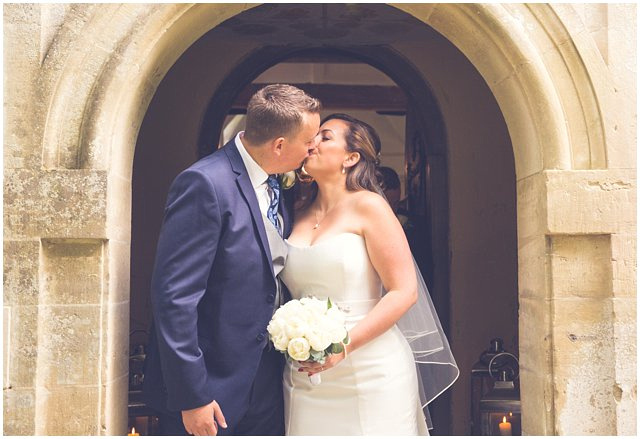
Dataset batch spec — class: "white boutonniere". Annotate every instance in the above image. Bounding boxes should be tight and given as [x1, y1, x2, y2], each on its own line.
[279, 171, 296, 190]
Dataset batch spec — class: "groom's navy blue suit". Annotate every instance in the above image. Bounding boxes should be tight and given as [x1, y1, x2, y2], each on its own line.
[142, 139, 292, 435]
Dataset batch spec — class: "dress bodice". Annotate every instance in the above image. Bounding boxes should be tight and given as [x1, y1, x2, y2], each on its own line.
[281, 234, 429, 436]
[281, 233, 384, 320]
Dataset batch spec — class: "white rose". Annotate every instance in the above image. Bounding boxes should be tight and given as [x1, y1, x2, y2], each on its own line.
[328, 323, 347, 344]
[273, 334, 289, 351]
[267, 319, 290, 351]
[317, 316, 346, 345]
[274, 300, 302, 320]
[284, 315, 309, 339]
[306, 328, 333, 352]
[287, 337, 311, 361]
[267, 317, 284, 338]
[326, 307, 347, 326]
[283, 299, 304, 312]
[300, 297, 328, 315]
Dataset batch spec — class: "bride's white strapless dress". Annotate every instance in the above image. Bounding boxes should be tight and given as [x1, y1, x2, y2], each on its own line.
[280, 233, 429, 436]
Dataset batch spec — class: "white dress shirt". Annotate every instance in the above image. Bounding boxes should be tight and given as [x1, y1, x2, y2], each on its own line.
[234, 132, 282, 229]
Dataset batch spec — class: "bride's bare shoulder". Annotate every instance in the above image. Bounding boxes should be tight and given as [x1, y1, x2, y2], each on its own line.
[350, 190, 402, 239]
[351, 189, 386, 203]
[351, 190, 392, 214]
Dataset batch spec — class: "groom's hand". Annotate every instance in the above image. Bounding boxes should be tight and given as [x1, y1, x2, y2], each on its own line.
[182, 400, 227, 436]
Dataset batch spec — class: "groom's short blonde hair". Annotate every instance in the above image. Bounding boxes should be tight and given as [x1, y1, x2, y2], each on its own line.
[244, 84, 321, 145]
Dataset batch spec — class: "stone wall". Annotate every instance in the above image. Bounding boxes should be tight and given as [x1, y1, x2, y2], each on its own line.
[3, 3, 636, 435]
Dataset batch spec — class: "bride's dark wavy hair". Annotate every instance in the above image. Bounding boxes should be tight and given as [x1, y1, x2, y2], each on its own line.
[294, 113, 385, 211]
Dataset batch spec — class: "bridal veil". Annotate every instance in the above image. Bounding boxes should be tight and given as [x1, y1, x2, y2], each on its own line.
[394, 258, 460, 429]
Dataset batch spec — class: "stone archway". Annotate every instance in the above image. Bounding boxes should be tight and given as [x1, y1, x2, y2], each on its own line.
[5, 3, 634, 436]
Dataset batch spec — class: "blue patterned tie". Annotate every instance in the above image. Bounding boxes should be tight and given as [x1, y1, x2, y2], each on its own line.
[266, 175, 281, 236]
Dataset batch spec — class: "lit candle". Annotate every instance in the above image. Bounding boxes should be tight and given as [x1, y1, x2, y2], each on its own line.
[128, 427, 140, 436]
[499, 416, 512, 436]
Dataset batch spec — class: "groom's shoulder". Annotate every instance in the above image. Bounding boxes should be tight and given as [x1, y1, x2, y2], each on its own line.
[186, 148, 233, 178]
[168, 148, 235, 199]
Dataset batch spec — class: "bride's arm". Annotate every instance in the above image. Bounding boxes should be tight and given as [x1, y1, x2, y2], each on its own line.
[345, 191, 418, 354]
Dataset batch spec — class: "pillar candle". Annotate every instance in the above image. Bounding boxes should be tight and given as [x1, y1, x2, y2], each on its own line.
[499, 416, 512, 436]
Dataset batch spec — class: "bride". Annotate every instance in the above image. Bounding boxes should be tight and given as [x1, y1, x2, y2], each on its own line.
[280, 114, 458, 435]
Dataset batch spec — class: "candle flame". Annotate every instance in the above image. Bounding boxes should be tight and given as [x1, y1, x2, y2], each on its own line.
[131, 427, 136, 434]
[502, 416, 507, 423]
[509, 412, 513, 417]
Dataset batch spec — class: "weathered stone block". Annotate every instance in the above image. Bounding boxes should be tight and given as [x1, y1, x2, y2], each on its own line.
[611, 233, 636, 298]
[41, 239, 105, 305]
[108, 239, 131, 304]
[102, 301, 130, 384]
[3, 387, 36, 435]
[553, 298, 616, 435]
[106, 173, 132, 244]
[8, 305, 38, 388]
[613, 298, 637, 387]
[3, 240, 39, 305]
[549, 234, 612, 298]
[37, 305, 100, 387]
[612, 298, 637, 434]
[3, 307, 9, 386]
[518, 298, 552, 374]
[3, 4, 44, 171]
[516, 172, 547, 240]
[519, 297, 555, 434]
[518, 235, 548, 299]
[103, 374, 129, 435]
[4, 169, 107, 240]
[545, 170, 636, 234]
[35, 385, 99, 435]
[519, 370, 554, 435]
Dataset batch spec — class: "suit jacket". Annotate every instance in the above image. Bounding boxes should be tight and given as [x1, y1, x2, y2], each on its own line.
[142, 140, 293, 427]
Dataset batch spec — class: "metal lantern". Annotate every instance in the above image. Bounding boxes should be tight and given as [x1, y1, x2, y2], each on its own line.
[471, 339, 521, 435]
[128, 329, 160, 435]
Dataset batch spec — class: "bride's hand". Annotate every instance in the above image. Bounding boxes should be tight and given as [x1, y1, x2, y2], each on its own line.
[298, 351, 346, 376]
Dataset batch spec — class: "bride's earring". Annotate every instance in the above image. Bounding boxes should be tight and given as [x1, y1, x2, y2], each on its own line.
[341, 165, 346, 174]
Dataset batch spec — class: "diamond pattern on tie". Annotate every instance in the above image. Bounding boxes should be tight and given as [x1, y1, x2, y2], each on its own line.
[266, 174, 281, 236]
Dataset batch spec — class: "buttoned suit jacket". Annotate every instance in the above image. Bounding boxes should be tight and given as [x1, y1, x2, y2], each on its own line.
[142, 139, 293, 428]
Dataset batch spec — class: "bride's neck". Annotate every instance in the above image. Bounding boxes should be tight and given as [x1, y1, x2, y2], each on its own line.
[314, 178, 349, 212]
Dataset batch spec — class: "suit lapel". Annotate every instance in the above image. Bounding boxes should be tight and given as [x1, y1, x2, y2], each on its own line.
[223, 141, 275, 278]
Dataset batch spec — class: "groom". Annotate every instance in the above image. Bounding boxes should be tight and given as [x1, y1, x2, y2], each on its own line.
[142, 84, 321, 435]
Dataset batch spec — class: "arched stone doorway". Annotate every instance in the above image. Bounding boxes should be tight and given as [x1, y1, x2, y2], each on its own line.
[131, 5, 517, 434]
[6, 3, 633, 436]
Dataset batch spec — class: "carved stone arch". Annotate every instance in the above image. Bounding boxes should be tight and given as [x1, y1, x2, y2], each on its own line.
[524, 3, 607, 169]
[37, 3, 608, 180]
[40, 4, 256, 172]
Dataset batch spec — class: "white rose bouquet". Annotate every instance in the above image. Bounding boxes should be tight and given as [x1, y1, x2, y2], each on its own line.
[267, 297, 350, 385]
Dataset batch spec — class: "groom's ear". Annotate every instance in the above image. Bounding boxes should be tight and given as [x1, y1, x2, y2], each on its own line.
[271, 137, 286, 156]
